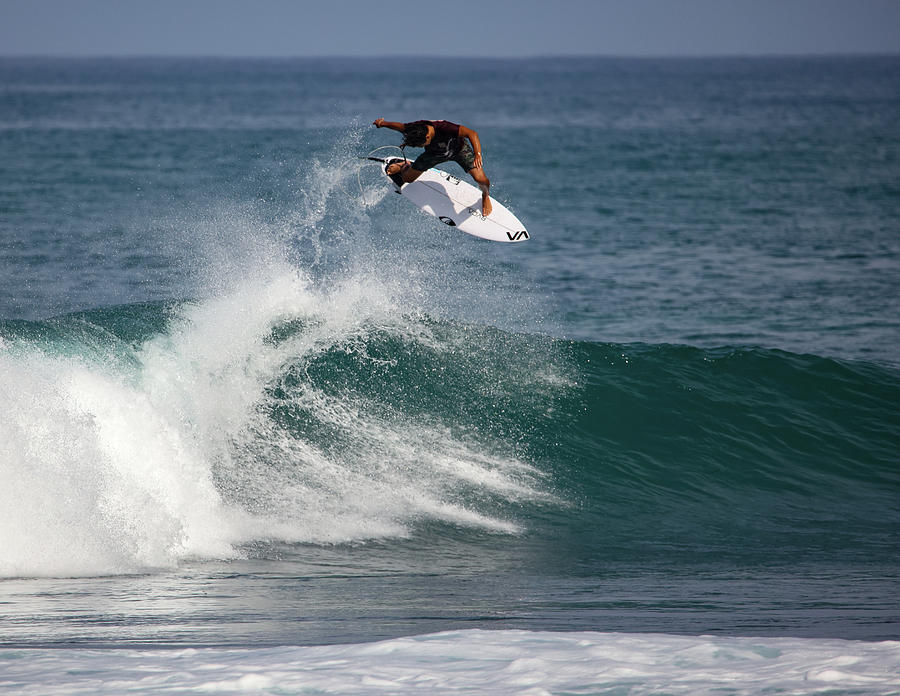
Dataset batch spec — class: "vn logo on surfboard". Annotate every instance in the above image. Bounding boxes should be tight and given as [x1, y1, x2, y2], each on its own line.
[506, 230, 529, 241]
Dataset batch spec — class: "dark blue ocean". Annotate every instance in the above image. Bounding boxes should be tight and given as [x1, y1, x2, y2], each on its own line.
[1, 57, 899, 694]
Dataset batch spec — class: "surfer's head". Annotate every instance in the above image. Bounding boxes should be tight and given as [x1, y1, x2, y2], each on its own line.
[402, 122, 432, 148]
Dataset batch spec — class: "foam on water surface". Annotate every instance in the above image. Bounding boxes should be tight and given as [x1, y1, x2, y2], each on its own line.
[2, 630, 899, 695]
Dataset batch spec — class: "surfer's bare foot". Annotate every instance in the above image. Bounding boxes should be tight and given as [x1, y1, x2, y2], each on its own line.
[482, 196, 492, 217]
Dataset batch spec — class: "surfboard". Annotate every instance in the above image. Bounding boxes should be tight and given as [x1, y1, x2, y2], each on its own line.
[379, 157, 529, 243]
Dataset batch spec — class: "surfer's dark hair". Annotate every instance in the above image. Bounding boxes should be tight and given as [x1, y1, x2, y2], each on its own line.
[402, 122, 430, 148]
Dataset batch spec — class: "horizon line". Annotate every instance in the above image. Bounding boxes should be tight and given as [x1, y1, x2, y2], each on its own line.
[2, 51, 899, 61]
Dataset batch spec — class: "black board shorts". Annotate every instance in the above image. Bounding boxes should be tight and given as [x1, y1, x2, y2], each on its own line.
[412, 142, 477, 173]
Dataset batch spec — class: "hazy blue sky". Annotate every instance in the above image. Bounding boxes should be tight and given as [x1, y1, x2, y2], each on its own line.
[2, 0, 899, 57]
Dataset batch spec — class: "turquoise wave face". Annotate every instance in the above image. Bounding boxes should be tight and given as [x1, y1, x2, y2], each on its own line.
[2, 301, 897, 577]
[552, 341, 900, 564]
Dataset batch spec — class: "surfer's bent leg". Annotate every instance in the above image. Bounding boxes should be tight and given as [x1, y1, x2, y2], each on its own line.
[468, 167, 492, 217]
[454, 143, 491, 216]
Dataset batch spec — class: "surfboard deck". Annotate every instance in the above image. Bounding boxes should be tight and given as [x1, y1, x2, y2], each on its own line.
[382, 158, 529, 243]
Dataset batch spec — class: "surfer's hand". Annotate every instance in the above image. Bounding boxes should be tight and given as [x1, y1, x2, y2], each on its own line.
[386, 161, 408, 176]
[373, 118, 385, 128]
[474, 152, 483, 169]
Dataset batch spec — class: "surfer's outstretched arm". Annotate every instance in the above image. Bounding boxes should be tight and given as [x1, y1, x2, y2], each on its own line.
[373, 118, 405, 132]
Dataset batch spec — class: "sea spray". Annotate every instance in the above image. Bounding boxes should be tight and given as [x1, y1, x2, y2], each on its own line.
[0, 259, 557, 576]
[143, 263, 553, 544]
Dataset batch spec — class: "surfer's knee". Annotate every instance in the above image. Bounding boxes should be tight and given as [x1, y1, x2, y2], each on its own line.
[470, 169, 490, 189]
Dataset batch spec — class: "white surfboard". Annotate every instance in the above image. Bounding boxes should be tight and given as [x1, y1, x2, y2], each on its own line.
[380, 157, 529, 243]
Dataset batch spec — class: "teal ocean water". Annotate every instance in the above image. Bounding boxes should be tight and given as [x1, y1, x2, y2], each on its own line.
[1, 57, 899, 693]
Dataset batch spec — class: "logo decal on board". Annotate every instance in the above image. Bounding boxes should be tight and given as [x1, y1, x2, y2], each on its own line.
[506, 230, 529, 241]
[439, 216, 457, 226]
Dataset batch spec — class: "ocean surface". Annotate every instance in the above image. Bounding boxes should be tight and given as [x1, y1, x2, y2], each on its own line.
[1, 56, 899, 694]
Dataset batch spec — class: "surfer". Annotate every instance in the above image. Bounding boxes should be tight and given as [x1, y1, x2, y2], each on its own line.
[373, 118, 492, 216]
